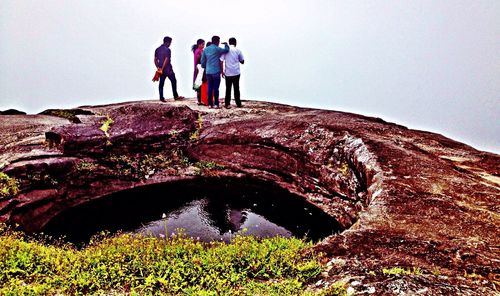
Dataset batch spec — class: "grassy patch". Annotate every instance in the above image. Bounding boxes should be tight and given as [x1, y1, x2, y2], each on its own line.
[105, 153, 173, 179]
[0, 227, 326, 295]
[76, 160, 99, 172]
[80, 150, 226, 181]
[382, 266, 422, 277]
[194, 161, 225, 176]
[100, 150, 193, 180]
[313, 281, 348, 296]
[0, 172, 18, 199]
[190, 113, 204, 141]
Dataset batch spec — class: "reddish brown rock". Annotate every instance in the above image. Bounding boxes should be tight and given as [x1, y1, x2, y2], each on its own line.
[0, 99, 498, 295]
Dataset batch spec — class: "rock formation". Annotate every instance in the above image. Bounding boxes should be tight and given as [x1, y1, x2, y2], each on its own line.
[0, 99, 498, 295]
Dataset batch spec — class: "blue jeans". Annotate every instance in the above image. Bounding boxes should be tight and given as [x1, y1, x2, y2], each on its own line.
[207, 73, 221, 107]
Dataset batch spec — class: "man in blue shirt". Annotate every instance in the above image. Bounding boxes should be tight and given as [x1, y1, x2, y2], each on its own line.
[154, 36, 182, 101]
[201, 36, 229, 108]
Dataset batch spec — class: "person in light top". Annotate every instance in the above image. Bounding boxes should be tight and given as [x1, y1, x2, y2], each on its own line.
[220, 37, 245, 108]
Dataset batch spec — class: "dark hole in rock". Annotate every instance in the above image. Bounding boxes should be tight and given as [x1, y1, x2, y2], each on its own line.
[41, 177, 341, 245]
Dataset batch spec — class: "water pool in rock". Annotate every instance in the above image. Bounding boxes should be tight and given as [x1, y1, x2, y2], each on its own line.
[42, 178, 340, 245]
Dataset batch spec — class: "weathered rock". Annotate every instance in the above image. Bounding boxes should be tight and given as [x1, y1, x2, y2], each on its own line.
[0, 115, 71, 169]
[1, 109, 26, 115]
[0, 99, 498, 295]
[45, 103, 198, 156]
[39, 108, 94, 123]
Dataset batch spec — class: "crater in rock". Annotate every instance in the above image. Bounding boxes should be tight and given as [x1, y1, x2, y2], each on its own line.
[41, 177, 341, 245]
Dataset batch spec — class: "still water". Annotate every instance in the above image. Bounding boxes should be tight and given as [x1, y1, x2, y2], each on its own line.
[42, 178, 340, 245]
[137, 199, 292, 242]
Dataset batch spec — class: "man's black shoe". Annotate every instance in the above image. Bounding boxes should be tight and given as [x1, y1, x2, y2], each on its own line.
[160, 98, 166, 102]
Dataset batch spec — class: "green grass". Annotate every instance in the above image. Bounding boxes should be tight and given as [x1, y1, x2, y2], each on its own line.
[99, 114, 114, 139]
[0, 172, 18, 199]
[0, 227, 328, 295]
[105, 153, 176, 179]
[190, 113, 204, 141]
[382, 266, 422, 276]
[76, 160, 99, 172]
[194, 161, 225, 176]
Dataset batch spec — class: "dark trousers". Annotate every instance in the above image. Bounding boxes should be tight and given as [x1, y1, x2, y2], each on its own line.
[225, 74, 241, 107]
[196, 88, 201, 103]
[159, 72, 178, 99]
[207, 73, 221, 107]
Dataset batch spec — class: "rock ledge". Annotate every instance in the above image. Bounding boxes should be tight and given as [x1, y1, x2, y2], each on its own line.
[1, 99, 498, 295]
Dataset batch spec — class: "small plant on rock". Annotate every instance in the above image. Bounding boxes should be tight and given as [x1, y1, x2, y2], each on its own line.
[189, 113, 203, 141]
[338, 162, 350, 177]
[99, 114, 114, 145]
[194, 161, 225, 176]
[0, 172, 18, 199]
[382, 266, 422, 277]
[76, 161, 99, 172]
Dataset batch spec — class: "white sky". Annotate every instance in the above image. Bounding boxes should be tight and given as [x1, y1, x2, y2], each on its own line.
[1, 0, 499, 153]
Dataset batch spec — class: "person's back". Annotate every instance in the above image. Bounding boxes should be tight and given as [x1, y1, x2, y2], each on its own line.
[201, 42, 229, 75]
[200, 36, 229, 108]
[222, 45, 244, 77]
[221, 37, 245, 108]
[155, 44, 173, 75]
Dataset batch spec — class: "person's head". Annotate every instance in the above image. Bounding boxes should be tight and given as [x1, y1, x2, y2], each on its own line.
[163, 36, 172, 46]
[211, 36, 220, 46]
[229, 37, 237, 46]
[206, 41, 212, 47]
[191, 38, 205, 52]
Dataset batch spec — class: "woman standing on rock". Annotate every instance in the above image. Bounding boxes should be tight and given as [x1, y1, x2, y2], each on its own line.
[192, 39, 205, 105]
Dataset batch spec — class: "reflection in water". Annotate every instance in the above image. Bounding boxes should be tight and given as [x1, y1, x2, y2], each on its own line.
[41, 178, 340, 245]
[138, 199, 292, 242]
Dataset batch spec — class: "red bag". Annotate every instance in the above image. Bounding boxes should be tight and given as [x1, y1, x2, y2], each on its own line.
[201, 82, 208, 105]
[152, 70, 162, 82]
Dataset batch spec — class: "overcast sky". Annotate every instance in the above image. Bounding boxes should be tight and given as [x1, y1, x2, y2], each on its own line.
[1, 1, 499, 153]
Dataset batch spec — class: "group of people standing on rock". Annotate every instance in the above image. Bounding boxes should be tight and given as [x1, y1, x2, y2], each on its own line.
[154, 35, 245, 109]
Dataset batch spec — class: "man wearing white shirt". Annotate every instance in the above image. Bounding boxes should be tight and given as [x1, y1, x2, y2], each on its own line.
[221, 37, 245, 108]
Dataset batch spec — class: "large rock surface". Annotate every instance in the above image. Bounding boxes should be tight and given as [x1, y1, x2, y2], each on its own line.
[0, 99, 498, 295]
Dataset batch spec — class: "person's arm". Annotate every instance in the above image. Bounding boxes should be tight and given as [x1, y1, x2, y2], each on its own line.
[239, 50, 245, 64]
[221, 42, 230, 54]
[159, 56, 168, 71]
[220, 55, 225, 76]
